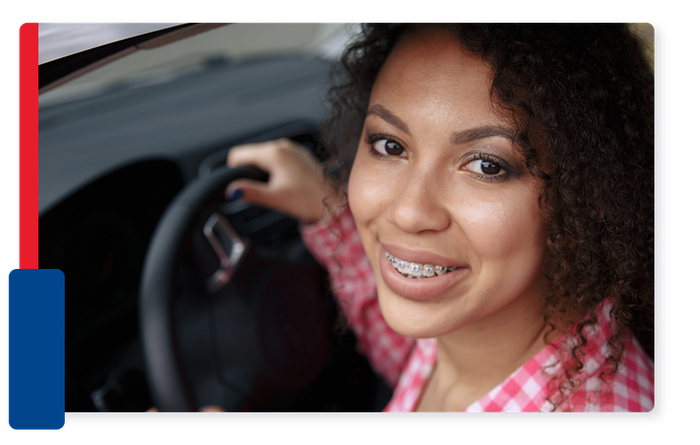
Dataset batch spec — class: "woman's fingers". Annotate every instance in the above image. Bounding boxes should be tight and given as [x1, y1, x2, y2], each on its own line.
[225, 138, 341, 223]
[226, 139, 284, 170]
[225, 178, 278, 209]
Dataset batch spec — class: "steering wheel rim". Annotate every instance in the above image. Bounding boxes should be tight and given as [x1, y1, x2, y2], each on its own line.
[139, 167, 336, 412]
[139, 165, 282, 411]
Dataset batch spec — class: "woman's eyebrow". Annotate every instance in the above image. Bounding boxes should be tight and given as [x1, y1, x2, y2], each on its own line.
[451, 126, 515, 145]
[366, 104, 410, 135]
[367, 105, 515, 144]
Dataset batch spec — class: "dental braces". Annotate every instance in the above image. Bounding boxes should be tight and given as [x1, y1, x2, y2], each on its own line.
[385, 252, 457, 279]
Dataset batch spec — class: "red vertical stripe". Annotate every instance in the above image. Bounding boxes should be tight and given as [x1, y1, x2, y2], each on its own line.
[19, 23, 38, 269]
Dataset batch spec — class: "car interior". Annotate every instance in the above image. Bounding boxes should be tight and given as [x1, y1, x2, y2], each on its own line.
[38, 23, 392, 412]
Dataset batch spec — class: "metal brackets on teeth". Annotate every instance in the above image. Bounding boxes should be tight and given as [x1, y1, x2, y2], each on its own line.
[385, 252, 456, 279]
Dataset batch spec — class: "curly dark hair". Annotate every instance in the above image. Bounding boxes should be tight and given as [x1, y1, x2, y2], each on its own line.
[319, 24, 654, 407]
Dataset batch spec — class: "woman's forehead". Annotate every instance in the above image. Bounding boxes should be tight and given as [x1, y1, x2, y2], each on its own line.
[374, 29, 490, 98]
[385, 27, 485, 73]
[369, 28, 503, 133]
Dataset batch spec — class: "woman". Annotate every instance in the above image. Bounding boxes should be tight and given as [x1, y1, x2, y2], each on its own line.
[226, 24, 654, 412]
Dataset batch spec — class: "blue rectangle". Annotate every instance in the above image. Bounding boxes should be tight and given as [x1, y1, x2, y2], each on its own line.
[9, 269, 65, 430]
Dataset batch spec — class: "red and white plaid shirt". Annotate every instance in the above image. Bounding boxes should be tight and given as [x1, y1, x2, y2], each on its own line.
[301, 205, 654, 412]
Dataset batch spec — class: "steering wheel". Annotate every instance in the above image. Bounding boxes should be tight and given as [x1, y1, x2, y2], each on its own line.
[139, 166, 334, 411]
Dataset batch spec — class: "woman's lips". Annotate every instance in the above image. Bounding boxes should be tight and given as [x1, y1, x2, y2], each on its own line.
[379, 244, 469, 301]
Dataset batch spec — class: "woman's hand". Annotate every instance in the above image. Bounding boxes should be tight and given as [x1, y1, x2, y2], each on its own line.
[225, 138, 343, 223]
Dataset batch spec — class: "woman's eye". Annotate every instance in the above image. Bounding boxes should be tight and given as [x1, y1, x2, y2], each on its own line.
[464, 159, 504, 176]
[373, 139, 406, 157]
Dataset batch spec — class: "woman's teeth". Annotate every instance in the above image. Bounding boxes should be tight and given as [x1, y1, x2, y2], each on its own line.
[385, 252, 457, 279]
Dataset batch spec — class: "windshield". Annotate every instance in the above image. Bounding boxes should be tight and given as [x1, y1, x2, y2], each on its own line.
[39, 23, 357, 107]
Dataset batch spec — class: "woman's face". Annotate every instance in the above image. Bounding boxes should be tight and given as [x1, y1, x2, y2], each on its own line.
[347, 28, 550, 339]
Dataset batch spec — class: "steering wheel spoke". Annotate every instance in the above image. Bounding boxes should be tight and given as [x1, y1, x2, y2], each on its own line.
[202, 212, 247, 293]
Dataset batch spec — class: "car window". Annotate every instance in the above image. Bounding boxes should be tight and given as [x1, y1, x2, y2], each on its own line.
[39, 23, 357, 107]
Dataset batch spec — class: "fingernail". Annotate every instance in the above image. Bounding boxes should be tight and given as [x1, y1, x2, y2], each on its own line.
[227, 188, 244, 201]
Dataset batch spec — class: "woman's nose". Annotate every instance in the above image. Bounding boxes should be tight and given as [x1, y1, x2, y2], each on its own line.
[385, 170, 450, 234]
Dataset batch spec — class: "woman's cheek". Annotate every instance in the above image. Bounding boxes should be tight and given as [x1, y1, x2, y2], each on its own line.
[453, 197, 508, 245]
[348, 162, 395, 228]
[453, 196, 538, 259]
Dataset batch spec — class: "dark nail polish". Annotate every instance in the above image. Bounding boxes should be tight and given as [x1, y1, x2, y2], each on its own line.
[228, 189, 243, 201]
